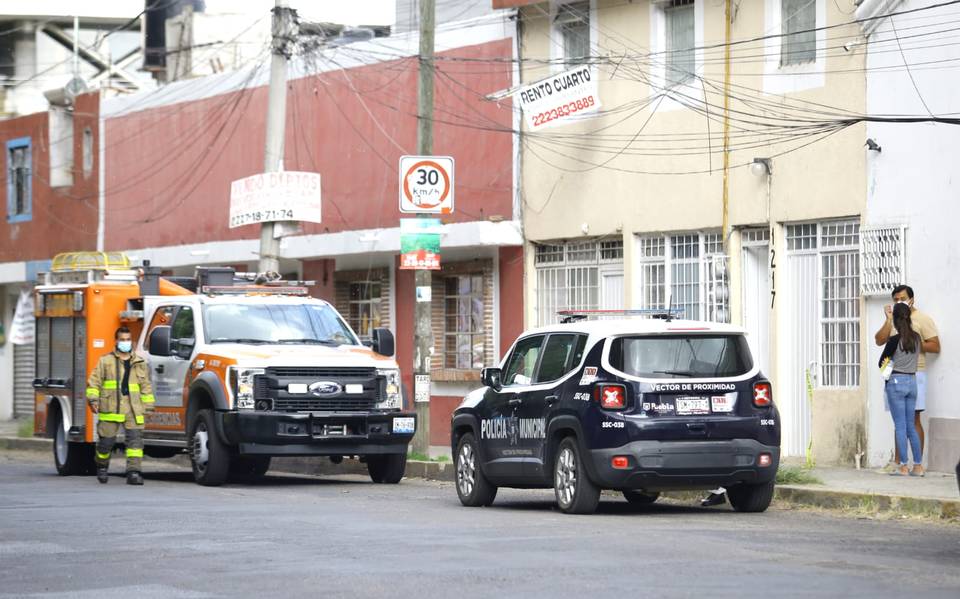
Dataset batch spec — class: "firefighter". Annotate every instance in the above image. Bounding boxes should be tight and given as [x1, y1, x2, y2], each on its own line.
[86, 326, 155, 485]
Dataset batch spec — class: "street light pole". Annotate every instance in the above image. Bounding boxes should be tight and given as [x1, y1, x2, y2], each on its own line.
[411, 0, 436, 457]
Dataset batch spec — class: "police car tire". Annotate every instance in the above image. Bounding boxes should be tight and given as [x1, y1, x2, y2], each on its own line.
[52, 407, 95, 476]
[191, 409, 230, 487]
[555, 437, 600, 515]
[727, 480, 775, 513]
[367, 453, 406, 484]
[455, 433, 497, 507]
[622, 490, 660, 505]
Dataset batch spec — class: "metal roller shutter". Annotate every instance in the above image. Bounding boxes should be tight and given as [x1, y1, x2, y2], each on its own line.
[13, 341, 34, 419]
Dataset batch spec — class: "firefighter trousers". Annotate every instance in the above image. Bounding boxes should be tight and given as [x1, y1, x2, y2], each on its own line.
[95, 396, 144, 473]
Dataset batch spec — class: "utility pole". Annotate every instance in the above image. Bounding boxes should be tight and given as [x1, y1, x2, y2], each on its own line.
[259, 0, 295, 274]
[411, 0, 436, 457]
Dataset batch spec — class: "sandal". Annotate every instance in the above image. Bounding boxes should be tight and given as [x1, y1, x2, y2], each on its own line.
[889, 465, 909, 476]
[909, 466, 925, 477]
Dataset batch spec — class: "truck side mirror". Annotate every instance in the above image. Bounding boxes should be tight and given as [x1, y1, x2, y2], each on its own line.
[481, 367, 502, 391]
[371, 327, 395, 357]
[149, 326, 172, 357]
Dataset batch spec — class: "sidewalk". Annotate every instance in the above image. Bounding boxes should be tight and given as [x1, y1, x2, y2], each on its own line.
[2, 420, 956, 519]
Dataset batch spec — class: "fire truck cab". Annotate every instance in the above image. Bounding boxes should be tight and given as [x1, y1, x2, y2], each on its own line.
[33, 252, 415, 486]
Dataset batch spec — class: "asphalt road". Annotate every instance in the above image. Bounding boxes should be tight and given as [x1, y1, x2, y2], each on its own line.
[1, 451, 959, 599]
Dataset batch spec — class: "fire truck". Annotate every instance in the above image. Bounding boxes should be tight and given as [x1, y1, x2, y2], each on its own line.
[33, 252, 415, 486]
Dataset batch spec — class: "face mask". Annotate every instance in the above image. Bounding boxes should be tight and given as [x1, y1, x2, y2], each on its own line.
[117, 341, 132, 353]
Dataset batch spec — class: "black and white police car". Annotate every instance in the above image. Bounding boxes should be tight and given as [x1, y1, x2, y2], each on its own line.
[451, 311, 780, 514]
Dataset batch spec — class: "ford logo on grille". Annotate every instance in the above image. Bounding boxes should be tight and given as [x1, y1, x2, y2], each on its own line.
[308, 381, 342, 397]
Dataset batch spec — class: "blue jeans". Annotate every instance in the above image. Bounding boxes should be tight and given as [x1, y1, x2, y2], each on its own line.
[886, 374, 922, 465]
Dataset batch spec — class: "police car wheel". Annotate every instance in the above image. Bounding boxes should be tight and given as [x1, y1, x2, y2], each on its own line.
[455, 433, 497, 507]
[622, 490, 660, 505]
[554, 437, 600, 514]
[727, 480, 775, 513]
[190, 409, 230, 487]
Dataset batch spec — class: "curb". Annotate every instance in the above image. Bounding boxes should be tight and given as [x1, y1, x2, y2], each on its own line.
[2, 437, 952, 517]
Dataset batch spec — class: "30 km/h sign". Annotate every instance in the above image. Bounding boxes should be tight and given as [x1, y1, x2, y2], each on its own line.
[399, 155, 454, 214]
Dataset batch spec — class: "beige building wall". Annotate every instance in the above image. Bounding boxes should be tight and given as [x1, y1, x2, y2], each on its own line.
[517, 0, 869, 465]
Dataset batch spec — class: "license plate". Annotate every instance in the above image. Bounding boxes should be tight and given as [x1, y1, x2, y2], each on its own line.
[676, 397, 710, 415]
[392, 417, 415, 434]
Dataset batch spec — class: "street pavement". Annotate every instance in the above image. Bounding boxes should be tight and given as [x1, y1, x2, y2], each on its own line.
[1, 451, 958, 599]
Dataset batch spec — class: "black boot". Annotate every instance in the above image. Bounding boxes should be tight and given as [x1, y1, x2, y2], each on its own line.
[97, 465, 109, 484]
[701, 491, 726, 507]
[126, 471, 144, 486]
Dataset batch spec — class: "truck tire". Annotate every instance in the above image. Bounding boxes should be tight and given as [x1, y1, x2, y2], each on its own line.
[229, 456, 271, 482]
[190, 409, 231, 486]
[554, 436, 600, 514]
[455, 433, 497, 507]
[622, 490, 660, 505]
[367, 453, 406, 484]
[52, 407, 94, 476]
[727, 480, 775, 513]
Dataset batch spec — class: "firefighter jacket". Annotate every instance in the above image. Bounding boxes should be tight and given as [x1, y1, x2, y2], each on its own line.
[86, 351, 155, 424]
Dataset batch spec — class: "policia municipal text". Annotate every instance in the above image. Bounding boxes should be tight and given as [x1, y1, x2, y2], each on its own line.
[86, 327, 155, 485]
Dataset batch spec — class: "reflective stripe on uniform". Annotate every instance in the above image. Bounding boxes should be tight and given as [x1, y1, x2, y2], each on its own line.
[129, 383, 140, 392]
[86, 388, 100, 398]
[99, 412, 125, 423]
[126, 448, 143, 458]
[135, 415, 144, 425]
[140, 394, 154, 403]
[96, 451, 111, 460]
[102, 380, 118, 390]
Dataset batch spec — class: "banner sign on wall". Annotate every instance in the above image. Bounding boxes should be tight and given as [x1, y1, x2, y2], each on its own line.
[516, 66, 601, 131]
[399, 218, 442, 270]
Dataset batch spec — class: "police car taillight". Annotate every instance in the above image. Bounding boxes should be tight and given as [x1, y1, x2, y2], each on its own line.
[595, 384, 626, 410]
[753, 382, 772, 407]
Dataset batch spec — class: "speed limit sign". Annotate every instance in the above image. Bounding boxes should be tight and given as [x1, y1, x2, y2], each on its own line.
[399, 155, 454, 214]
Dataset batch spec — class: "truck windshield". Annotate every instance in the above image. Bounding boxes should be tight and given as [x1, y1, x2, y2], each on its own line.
[608, 335, 753, 379]
[204, 303, 358, 346]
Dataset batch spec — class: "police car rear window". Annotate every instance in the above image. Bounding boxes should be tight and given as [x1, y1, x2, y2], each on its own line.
[608, 334, 753, 379]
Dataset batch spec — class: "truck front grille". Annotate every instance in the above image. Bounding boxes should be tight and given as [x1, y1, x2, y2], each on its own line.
[254, 367, 381, 412]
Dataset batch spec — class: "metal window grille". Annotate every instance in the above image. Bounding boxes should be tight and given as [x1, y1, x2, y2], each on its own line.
[566, 241, 598, 263]
[348, 281, 382, 341]
[670, 234, 701, 320]
[741, 227, 770, 245]
[639, 236, 665, 258]
[443, 275, 485, 369]
[786, 223, 817, 251]
[535, 239, 622, 325]
[556, 1, 590, 66]
[600, 239, 624, 261]
[9, 145, 30, 216]
[819, 221, 860, 387]
[665, 0, 695, 87]
[781, 0, 816, 66]
[535, 244, 565, 265]
[706, 254, 731, 324]
[636, 232, 729, 322]
[860, 225, 906, 296]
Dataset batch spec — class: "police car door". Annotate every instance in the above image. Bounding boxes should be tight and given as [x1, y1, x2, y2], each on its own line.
[479, 334, 544, 482]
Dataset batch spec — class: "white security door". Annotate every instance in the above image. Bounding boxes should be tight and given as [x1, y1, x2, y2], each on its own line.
[741, 243, 770, 377]
[782, 250, 818, 457]
[600, 272, 624, 310]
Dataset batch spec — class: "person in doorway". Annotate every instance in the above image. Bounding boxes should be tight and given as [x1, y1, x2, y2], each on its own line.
[874, 285, 940, 465]
[879, 304, 924, 476]
[86, 326, 155, 485]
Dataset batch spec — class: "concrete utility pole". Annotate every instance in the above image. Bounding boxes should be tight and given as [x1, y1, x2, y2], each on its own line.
[258, 0, 295, 274]
[411, 0, 436, 457]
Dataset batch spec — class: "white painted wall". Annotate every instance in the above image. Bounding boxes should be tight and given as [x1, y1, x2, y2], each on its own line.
[0, 289, 13, 420]
[862, 0, 960, 468]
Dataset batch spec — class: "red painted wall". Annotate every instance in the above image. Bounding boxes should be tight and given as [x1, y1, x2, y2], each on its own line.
[0, 92, 100, 262]
[104, 39, 514, 251]
[498, 245, 525, 359]
[302, 258, 336, 303]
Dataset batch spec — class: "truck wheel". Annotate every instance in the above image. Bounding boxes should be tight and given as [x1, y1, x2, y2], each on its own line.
[229, 456, 271, 482]
[190, 409, 231, 486]
[52, 407, 94, 476]
[554, 437, 600, 514]
[367, 453, 406, 484]
[622, 490, 660, 505]
[455, 433, 497, 507]
[727, 481, 775, 513]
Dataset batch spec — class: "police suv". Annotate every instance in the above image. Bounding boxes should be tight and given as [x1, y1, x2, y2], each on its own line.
[451, 311, 780, 514]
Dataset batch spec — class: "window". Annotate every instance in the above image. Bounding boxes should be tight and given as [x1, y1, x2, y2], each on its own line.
[556, 1, 590, 67]
[636, 232, 729, 322]
[819, 221, 860, 387]
[535, 334, 584, 383]
[503, 335, 544, 386]
[6, 137, 32, 223]
[781, 0, 816, 66]
[535, 239, 624, 326]
[665, 0, 695, 87]
[348, 281, 381, 341]
[171, 306, 195, 341]
[443, 275, 485, 370]
[203, 304, 356, 345]
[144, 306, 178, 351]
[82, 127, 94, 179]
[609, 334, 753, 379]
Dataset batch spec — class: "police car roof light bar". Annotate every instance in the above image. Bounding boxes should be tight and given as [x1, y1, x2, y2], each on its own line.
[556, 309, 685, 323]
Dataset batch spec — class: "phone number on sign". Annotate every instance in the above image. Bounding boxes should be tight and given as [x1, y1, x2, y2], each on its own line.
[532, 96, 596, 127]
[230, 209, 295, 227]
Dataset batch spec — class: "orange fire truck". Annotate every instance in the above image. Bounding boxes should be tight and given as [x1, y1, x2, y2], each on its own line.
[33, 252, 415, 486]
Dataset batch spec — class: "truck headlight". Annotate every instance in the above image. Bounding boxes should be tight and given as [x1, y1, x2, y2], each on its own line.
[229, 367, 264, 409]
[376, 368, 402, 410]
